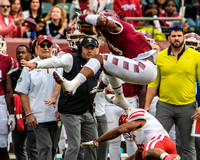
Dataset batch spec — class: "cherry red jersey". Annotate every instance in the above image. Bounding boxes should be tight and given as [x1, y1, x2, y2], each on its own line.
[113, 0, 142, 26]
[101, 18, 152, 59]
[106, 83, 138, 97]
[159, 12, 180, 26]
[0, 54, 17, 96]
[78, 0, 89, 12]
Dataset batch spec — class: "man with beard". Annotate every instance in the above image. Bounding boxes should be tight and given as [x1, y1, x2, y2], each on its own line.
[0, 0, 24, 38]
[144, 25, 200, 160]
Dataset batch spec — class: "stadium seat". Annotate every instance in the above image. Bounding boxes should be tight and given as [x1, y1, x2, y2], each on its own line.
[105, 3, 113, 10]
[57, 2, 71, 18]
[42, 2, 52, 17]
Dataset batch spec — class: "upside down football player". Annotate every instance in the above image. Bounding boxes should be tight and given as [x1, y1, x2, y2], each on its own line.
[53, 10, 157, 111]
[81, 108, 181, 160]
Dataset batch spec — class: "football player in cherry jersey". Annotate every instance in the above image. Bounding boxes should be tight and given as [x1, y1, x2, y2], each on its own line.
[0, 36, 17, 160]
[81, 108, 181, 160]
[52, 9, 157, 112]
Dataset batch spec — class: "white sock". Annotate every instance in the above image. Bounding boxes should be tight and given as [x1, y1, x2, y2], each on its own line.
[107, 75, 125, 101]
[160, 153, 169, 160]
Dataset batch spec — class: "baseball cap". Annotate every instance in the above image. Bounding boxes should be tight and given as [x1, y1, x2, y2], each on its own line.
[38, 35, 53, 44]
[81, 37, 98, 48]
[23, 18, 37, 31]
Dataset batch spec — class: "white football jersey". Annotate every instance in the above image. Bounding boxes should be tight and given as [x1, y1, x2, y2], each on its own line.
[127, 108, 169, 146]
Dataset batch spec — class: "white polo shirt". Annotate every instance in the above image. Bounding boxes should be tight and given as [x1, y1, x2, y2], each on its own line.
[15, 56, 63, 123]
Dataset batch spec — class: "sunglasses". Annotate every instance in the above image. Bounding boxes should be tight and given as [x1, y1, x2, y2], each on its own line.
[39, 43, 52, 48]
[0, 5, 11, 8]
[171, 24, 183, 29]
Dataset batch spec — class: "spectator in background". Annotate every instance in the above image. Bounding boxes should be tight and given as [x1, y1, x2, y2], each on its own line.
[35, 17, 46, 36]
[42, 0, 66, 6]
[69, 0, 99, 20]
[45, 5, 68, 39]
[139, 0, 146, 15]
[23, 0, 42, 21]
[155, 0, 166, 15]
[159, 0, 180, 27]
[113, 0, 142, 26]
[152, 42, 161, 52]
[142, 2, 163, 32]
[22, 17, 37, 38]
[10, 0, 22, 17]
[137, 13, 167, 41]
[185, 0, 200, 33]
[0, 0, 24, 38]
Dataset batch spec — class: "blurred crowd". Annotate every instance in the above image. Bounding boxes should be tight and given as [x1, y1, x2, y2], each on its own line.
[0, 0, 199, 39]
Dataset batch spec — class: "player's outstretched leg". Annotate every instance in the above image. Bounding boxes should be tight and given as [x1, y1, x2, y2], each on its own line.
[53, 71, 77, 96]
[104, 75, 129, 110]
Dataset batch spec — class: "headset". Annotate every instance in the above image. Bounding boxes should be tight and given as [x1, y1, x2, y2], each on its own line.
[29, 37, 39, 58]
[77, 36, 99, 53]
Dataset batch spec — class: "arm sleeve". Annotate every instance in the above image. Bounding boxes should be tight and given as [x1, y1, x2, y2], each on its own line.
[37, 54, 73, 73]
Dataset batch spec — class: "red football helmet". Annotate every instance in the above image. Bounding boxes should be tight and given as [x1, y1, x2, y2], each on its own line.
[0, 35, 7, 55]
[119, 112, 128, 126]
[119, 111, 135, 141]
[139, 31, 155, 46]
[184, 32, 200, 49]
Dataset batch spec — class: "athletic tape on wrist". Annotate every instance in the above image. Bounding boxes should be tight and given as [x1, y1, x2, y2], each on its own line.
[76, 73, 87, 84]
[160, 153, 168, 160]
[85, 15, 99, 26]
[85, 58, 101, 75]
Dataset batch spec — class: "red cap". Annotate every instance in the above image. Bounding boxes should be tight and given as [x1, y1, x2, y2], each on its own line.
[38, 35, 53, 44]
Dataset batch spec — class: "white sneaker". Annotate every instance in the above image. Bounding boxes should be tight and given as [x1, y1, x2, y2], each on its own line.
[53, 71, 76, 96]
[105, 94, 130, 110]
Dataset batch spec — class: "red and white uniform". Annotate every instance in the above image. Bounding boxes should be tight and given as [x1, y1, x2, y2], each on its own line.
[105, 83, 139, 159]
[113, 0, 142, 26]
[0, 54, 17, 147]
[101, 17, 152, 59]
[127, 108, 177, 159]
[99, 17, 157, 85]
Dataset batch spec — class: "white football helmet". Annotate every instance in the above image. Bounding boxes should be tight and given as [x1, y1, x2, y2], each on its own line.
[66, 30, 85, 49]
[184, 33, 200, 49]
[51, 43, 61, 56]
[139, 30, 155, 47]
[0, 36, 7, 55]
